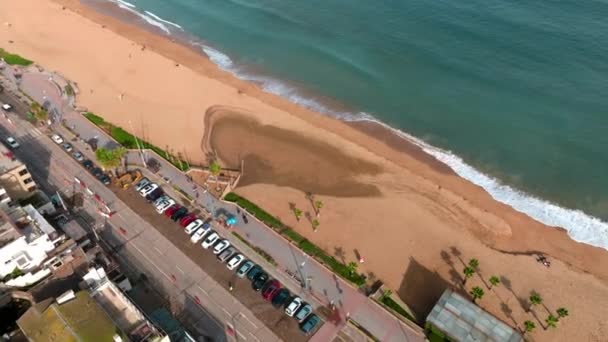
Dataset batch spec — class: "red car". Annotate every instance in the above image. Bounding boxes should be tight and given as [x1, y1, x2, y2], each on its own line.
[262, 280, 281, 301]
[180, 213, 197, 227]
[164, 205, 179, 218]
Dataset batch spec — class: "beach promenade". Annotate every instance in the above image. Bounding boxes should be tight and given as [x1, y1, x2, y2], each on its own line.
[13, 69, 425, 341]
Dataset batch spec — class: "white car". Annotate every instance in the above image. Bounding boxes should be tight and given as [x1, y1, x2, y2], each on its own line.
[5, 137, 19, 149]
[51, 134, 64, 144]
[185, 219, 204, 235]
[134, 178, 150, 192]
[226, 254, 245, 270]
[155, 198, 175, 214]
[153, 195, 169, 206]
[285, 297, 303, 317]
[201, 231, 219, 249]
[213, 239, 230, 255]
[2, 103, 12, 111]
[139, 183, 158, 196]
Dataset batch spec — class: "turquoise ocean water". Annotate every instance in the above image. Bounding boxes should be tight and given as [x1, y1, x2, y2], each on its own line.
[104, 0, 608, 248]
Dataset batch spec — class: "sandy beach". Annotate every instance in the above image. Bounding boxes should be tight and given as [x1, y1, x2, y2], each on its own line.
[2, 0, 608, 340]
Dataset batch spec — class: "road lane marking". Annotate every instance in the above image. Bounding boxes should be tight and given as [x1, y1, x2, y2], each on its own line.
[131, 243, 172, 280]
[249, 333, 260, 342]
[32, 127, 41, 136]
[236, 330, 247, 340]
[221, 307, 231, 316]
[197, 285, 208, 296]
[239, 313, 258, 329]
[154, 247, 163, 255]
[176, 265, 185, 274]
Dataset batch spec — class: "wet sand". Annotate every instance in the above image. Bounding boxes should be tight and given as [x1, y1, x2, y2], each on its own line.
[2, 0, 608, 340]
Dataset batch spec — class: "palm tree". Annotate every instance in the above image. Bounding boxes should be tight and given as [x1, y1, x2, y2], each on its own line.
[545, 314, 558, 329]
[314, 200, 323, 217]
[95, 147, 127, 175]
[488, 275, 500, 289]
[529, 293, 543, 312]
[311, 219, 320, 231]
[462, 266, 475, 285]
[347, 261, 358, 275]
[293, 207, 303, 221]
[556, 307, 569, 319]
[468, 258, 479, 270]
[470, 286, 484, 303]
[523, 320, 536, 335]
[209, 160, 221, 176]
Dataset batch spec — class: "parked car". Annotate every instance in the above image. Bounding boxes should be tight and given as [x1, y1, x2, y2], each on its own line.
[5, 137, 19, 149]
[271, 288, 290, 308]
[246, 265, 263, 281]
[155, 198, 175, 214]
[72, 151, 84, 162]
[134, 178, 150, 191]
[62, 142, 73, 152]
[1, 103, 12, 111]
[190, 227, 211, 242]
[217, 247, 235, 263]
[179, 213, 197, 227]
[154, 195, 169, 206]
[51, 134, 64, 144]
[212, 239, 230, 255]
[185, 219, 204, 235]
[285, 297, 303, 317]
[294, 304, 313, 323]
[139, 183, 158, 196]
[91, 167, 103, 179]
[171, 207, 188, 221]
[201, 231, 219, 248]
[236, 260, 254, 278]
[164, 205, 179, 218]
[100, 175, 111, 185]
[299, 314, 321, 335]
[82, 159, 94, 170]
[226, 254, 245, 270]
[251, 272, 269, 291]
[262, 280, 281, 301]
[145, 188, 164, 202]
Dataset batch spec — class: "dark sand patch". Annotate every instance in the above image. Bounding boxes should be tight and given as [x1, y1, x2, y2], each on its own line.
[208, 114, 382, 197]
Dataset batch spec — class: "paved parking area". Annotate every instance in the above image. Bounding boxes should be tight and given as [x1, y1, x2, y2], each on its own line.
[111, 184, 317, 342]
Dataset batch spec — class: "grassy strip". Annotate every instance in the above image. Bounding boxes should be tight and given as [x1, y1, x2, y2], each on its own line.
[83, 112, 189, 171]
[224, 192, 366, 286]
[0, 48, 33, 66]
[232, 232, 277, 266]
[425, 323, 452, 342]
[380, 294, 416, 322]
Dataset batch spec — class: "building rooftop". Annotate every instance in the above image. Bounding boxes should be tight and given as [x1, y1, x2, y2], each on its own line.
[4, 204, 58, 243]
[17, 290, 125, 342]
[427, 289, 523, 342]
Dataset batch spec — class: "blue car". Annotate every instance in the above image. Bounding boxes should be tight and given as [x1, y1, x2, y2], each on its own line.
[299, 314, 321, 335]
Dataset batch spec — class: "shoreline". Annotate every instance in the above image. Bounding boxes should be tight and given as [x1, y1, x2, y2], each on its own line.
[4, 1, 608, 339]
[83, 0, 608, 251]
[34, 0, 608, 271]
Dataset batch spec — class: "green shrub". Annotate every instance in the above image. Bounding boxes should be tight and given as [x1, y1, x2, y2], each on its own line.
[425, 323, 452, 342]
[64, 84, 74, 96]
[224, 193, 283, 228]
[84, 112, 105, 126]
[0, 48, 33, 66]
[231, 232, 277, 266]
[381, 295, 415, 321]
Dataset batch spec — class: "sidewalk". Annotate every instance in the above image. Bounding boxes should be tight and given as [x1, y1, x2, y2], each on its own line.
[15, 67, 425, 342]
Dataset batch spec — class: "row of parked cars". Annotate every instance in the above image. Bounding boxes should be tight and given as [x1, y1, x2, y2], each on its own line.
[133, 178, 322, 335]
[51, 134, 112, 185]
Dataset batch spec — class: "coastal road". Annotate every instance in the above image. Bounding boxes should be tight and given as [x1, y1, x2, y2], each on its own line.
[0, 90, 282, 342]
[10, 68, 426, 341]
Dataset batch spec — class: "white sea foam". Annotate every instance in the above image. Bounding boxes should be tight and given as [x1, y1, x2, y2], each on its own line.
[110, 0, 171, 35]
[199, 43, 608, 250]
[144, 11, 183, 30]
[115, 0, 135, 9]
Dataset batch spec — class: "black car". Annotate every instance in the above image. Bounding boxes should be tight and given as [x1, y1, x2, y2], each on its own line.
[145, 188, 164, 202]
[99, 175, 111, 186]
[171, 207, 188, 221]
[246, 265, 263, 281]
[82, 159, 94, 170]
[252, 272, 269, 291]
[91, 167, 104, 178]
[271, 288, 290, 308]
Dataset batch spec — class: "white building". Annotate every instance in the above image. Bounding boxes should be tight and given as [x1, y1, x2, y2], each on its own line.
[0, 204, 63, 280]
